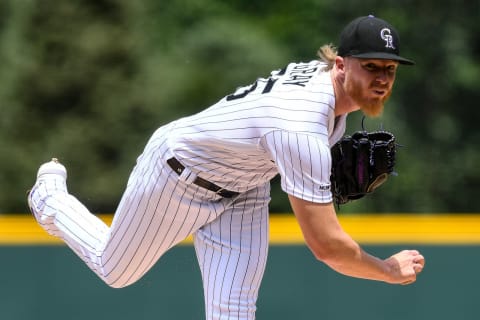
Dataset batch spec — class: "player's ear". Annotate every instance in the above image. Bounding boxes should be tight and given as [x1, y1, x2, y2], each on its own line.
[335, 56, 346, 72]
[335, 56, 347, 82]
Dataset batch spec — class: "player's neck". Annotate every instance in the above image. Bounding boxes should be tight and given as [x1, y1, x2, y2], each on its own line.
[330, 68, 360, 116]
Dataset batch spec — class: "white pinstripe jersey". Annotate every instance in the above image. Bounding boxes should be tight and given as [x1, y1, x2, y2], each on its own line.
[167, 60, 347, 203]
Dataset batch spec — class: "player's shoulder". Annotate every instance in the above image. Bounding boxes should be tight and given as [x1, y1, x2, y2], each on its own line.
[270, 60, 330, 92]
[287, 59, 324, 67]
[273, 60, 325, 74]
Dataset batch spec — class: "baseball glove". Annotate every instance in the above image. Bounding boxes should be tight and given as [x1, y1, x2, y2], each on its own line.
[330, 129, 397, 206]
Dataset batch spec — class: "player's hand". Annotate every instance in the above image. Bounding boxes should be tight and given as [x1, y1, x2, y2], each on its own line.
[383, 250, 425, 285]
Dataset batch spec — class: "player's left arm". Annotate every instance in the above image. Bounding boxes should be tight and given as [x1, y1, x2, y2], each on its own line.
[288, 195, 425, 284]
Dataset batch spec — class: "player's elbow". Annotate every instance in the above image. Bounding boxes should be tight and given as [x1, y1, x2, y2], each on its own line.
[306, 235, 352, 263]
[307, 240, 341, 262]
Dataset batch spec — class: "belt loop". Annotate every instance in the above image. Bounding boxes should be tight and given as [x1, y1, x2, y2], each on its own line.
[178, 166, 197, 184]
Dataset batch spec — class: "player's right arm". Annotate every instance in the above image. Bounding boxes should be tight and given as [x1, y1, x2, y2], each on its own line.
[288, 195, 425, 284]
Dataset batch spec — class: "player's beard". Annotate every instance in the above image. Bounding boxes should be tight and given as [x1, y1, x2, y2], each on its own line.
[345, 77, 392, 117]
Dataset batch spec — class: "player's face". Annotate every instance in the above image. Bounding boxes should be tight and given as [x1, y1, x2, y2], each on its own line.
[343, 58, 398, 117]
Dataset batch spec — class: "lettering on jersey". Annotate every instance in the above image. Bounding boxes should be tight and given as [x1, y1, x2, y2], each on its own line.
[282, 64, 318, 87]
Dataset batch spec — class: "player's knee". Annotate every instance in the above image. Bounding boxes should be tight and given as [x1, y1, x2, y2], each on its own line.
[101, 273, 138, 289]
[105, 281, 127, 289]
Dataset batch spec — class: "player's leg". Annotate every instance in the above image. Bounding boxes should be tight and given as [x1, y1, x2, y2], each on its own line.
[96, 142, 223, 288]
[194, 184, 270, 320]
[28, 123, 219, 288]
[28, 159, 111, 275]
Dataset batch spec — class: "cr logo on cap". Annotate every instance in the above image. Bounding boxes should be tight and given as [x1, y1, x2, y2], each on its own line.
[380, 28, 395, 49]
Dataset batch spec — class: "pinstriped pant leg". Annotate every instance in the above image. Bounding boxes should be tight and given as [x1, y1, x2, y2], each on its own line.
[194, 184, 270, 320]
[97, 161, 218, 288]
[30, 124, 220, 288]
[29, 175, 112, 274]
[84, 125, 221, 288]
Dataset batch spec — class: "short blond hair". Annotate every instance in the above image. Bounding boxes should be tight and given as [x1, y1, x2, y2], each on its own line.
[317, 44, 337, 71]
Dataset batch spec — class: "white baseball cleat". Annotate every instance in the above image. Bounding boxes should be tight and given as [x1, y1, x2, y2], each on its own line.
[36, 157, 67, 180]
[27, 158, 68, 219]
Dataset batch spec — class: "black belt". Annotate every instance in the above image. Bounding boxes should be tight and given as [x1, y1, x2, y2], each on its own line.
[167, 157, 239, 198]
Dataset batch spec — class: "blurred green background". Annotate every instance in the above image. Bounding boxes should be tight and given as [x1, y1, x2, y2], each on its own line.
[0, 0, 478, 214]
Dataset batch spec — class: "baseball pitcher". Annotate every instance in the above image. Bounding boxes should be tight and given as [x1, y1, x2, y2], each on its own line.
[28, 15, 424, 320]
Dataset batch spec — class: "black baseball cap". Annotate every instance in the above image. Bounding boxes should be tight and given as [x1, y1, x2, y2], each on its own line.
[338, 15, 415, 65]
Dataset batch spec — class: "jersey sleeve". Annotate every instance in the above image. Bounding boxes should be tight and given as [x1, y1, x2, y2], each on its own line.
[261, 130, 333, 203]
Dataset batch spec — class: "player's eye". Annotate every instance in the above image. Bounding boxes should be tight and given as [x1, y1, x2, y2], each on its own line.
[386, 65, 398, 73]
[362, 63, 398, 74]
[362, 63, 378, 72]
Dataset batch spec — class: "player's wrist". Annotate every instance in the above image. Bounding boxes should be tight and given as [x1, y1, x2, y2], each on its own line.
[381, 259, 396, 283]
